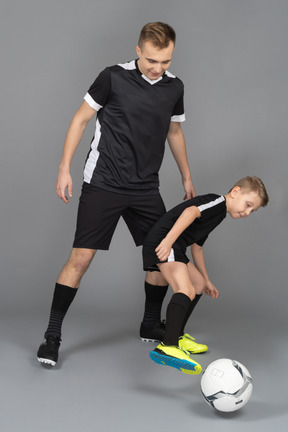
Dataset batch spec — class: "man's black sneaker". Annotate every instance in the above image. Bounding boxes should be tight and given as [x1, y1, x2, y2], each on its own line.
[140, 320, 165, 343]
[37, 335, 61, 366]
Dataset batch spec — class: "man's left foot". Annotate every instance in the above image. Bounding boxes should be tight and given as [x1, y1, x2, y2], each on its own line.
[37, 335, 61, 366]
[178, 333, 208, 354]
[140, 320, 165, 342]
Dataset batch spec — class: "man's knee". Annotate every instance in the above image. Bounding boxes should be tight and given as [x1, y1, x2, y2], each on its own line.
[145, 270, 167, 286]
[69, 248, 96, 275]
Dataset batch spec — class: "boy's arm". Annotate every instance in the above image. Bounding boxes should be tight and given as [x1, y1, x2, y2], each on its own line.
[190, 243, 219, 299]
[155, 206, 201, 262]
[167, 122, 196, 199]
[57, 100, 97, 203]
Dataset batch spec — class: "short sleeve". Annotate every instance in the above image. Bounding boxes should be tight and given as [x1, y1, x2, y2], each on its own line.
[84, 67, 111, 111]
[171, 84, 185, 122]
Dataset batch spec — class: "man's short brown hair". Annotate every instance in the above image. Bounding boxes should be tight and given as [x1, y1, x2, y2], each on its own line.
[138, 22, 176, 49]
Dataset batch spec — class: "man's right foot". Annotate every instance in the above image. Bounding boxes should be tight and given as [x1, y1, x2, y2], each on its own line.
[149, 343, 202, 375]
[37, 335, 61, 366]
[140, 320, 165, 342]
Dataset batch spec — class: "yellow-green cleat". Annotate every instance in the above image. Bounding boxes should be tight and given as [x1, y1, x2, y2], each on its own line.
[149, 343, 202, 375]
[178, 333, 208, 354]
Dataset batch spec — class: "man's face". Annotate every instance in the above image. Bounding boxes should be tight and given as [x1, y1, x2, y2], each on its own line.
[136, 40, 174, 81]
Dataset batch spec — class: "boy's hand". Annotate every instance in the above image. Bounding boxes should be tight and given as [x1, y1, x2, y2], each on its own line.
[155, 238, 173, 262]
[204, 280, 219, 299]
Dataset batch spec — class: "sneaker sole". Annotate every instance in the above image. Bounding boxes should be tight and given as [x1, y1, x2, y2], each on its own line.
[149, 351, 202, 375]
[37, 357, 56, 367]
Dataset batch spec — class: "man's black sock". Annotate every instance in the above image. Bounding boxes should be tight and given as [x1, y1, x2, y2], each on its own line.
[163, 292, 191, 346]
[142, 281, 168, 325]
[44, 283, 77, 338]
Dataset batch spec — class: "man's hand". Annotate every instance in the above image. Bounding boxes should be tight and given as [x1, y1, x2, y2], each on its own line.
[183, 178, 196, 200]
[56, 171, 73, 204]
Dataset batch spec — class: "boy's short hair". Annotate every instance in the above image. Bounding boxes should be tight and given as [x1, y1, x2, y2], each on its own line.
[231, 176, 269, 207]
[138, 22, 176, 49]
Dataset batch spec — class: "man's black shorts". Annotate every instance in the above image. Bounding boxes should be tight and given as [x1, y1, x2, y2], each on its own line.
[73, 183, 166, 250]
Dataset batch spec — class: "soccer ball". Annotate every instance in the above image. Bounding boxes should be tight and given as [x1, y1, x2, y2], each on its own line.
[200, 358, 253, 412]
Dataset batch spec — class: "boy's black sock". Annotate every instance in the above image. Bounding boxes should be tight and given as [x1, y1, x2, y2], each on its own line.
[142, 281, 168, 325]
[44, 283, 78, 339]
[163, 292, 191, 346]
[180, 294, 202, 336]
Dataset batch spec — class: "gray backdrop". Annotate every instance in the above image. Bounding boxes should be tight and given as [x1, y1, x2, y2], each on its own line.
[1, 1, 287, 431]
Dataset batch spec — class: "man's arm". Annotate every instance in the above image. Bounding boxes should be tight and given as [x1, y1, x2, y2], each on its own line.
[57, 101, 97, 203]
[166, 121, 196, 199]
[155, 206, 201, 261]
[190, 243, 219, 299]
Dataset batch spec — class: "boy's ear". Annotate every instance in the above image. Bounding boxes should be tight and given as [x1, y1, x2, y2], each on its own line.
[230, 186, 241, 198]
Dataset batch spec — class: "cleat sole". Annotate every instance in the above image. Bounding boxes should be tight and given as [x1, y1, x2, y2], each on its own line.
[149, 351, 202, 375]
[141, 337, 160, 343]
[37, 357, 56, 367]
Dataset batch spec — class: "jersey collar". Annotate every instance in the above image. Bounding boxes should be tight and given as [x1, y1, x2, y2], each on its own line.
[135, 59, 164, 85]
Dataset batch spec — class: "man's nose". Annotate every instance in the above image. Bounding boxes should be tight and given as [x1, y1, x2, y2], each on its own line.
[154, 63, 162, 73]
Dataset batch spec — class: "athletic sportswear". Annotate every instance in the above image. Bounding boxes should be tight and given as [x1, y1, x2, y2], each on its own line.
[143, 194, 227, 270]
[83, 59, 185, 194]
[37, 336, 61, 367]
[73, 183, 166, 250]
[149, 343, 202, 375]
[179, 333, 208, 354]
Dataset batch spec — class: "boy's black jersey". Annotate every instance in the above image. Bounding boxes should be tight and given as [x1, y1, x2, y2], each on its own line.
[144, 194, 227, 249]
[83, 59, 185, 195]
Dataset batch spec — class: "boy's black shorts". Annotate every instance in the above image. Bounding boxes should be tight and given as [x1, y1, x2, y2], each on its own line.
[143, 244, 190, 272]
[73, 182, 166, 250]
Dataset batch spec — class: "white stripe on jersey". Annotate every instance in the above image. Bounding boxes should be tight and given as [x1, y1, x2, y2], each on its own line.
[165, 70, 176, 78]
[84, 93, 103, 111]
[167, 248, 175, 262]
[198, 196, 225, 213]
[83, 118, 102, 183]
[118, 60, 136, 70]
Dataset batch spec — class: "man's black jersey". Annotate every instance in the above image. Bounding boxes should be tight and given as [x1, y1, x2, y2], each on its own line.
[144, 194, 227, 250]
[83, 59, 185, 195]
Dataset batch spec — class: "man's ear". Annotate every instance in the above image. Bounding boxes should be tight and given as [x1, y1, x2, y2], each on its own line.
[136, 45, 141, 57]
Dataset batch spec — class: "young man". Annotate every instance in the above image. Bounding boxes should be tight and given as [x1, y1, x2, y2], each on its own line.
[143, 176, 269, 374]
[37, 22, 199, 366]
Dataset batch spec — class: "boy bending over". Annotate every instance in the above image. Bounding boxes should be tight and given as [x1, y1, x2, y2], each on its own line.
[142, 176, 269, 375]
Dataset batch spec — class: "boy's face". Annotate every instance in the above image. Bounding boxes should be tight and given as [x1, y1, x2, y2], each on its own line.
[136, 40, 174, 81]
[227, 187, 262, 219]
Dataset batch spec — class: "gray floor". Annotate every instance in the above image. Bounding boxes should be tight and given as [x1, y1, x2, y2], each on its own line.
[1, 306, 287, 432]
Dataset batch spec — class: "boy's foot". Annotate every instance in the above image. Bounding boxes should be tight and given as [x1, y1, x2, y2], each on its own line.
[149, 343, 202, 375]
[178, 333, 208, 354]
[140, 320, 165, 342]
[37, 335, 61, 366]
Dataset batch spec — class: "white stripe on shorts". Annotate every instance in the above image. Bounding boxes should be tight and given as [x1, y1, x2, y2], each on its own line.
[167, 248, 175, 262]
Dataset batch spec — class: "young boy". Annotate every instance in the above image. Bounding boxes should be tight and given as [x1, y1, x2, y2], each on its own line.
[142, 176, 269, 375]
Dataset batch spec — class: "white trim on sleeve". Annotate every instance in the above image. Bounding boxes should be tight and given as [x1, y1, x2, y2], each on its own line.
[171, 113, 186, 122]
[84, 93, 103, 112]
